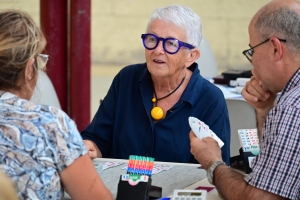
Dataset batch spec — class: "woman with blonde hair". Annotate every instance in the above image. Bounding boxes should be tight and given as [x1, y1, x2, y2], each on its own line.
[0, 10, 112, 200]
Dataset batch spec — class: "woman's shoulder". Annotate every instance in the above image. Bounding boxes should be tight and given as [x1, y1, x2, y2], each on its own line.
[202, 78, 224, 95]
[22, 100, 71, 121]
[0, 94, 65, 123]
[191, 74, 224, 99]
[16, 100, 77, 133]
[38, 105, 79, 132]
[17, 102, 85, 160]
[189, 64, 223, 97]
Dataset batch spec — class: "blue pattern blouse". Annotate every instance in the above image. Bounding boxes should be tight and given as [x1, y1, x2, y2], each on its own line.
[0, 91, 87, 200]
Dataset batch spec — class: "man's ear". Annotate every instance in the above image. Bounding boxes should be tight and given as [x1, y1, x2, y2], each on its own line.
[269, 37, 283, 62]
[25, 58, 35, 81]
[185, 49, 201, 67]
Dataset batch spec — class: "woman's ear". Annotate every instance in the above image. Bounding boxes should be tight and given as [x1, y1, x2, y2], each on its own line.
[26, 58, 35, 81]
[185, 49, 200, 67]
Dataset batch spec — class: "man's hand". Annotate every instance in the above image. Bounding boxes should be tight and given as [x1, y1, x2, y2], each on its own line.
[242, 72, 278, 138]
[242, 73, 277, 111]
[189, 131, 223, 170]
[83, 140, 102, 159]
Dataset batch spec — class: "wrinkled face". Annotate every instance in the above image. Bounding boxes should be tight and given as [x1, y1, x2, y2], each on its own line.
[248, 23, 277, 92]
[144, 19, 191, 78]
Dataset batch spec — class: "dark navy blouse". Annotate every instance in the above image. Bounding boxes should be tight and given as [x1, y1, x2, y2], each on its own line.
[81, 62, 230, 164]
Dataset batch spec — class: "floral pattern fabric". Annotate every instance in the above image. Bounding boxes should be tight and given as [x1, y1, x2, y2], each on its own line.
[0, 91, 87, 200]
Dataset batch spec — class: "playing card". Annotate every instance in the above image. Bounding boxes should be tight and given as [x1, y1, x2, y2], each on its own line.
[189, 117, 201, 136]
[102, 161, 124, 170]
[188, 116, 224, 148]
[152, 164, 175, 175]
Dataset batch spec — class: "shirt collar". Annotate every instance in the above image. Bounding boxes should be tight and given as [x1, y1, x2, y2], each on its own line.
[279, 68, 300, 101]
[181, 62, 203, 106]
[0, 91, 16, 99]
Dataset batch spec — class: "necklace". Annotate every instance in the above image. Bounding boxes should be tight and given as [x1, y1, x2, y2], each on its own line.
[151, 75, 186, 120]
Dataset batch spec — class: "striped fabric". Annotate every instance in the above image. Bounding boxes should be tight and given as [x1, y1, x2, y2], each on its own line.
[0, 91, 87, 200]
[245, 69, 300, 200]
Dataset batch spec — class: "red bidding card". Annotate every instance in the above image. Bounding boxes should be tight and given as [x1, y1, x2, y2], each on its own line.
[195, 186, 215, 192]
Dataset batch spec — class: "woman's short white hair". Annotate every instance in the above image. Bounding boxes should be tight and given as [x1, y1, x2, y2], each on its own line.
[146, 4, 202, 49]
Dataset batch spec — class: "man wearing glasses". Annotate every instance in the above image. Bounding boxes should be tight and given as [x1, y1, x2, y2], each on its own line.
[82, 5, 231, 165]
[190, 0, 300, 199]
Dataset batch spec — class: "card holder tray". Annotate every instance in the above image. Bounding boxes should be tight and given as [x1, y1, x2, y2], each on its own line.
[116, 175, 162, 200]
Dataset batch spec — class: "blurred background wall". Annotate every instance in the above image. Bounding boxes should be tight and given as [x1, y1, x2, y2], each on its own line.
[0, 0, 271, 117]
[0, 0, 271, 71]
[91, 0, 270, 72]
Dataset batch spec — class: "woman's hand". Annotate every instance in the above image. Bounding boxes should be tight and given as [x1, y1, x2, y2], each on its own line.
[83, 140, 102, 159]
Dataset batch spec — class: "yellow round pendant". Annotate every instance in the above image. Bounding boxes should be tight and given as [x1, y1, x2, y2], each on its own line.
[152, 98, 156, 103]
[151, 107, 164, 120]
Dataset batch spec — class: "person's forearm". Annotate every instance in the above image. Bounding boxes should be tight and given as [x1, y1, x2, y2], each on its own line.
[256, 109, 269, 139]
[255, 102, 275, 139]
[214, 165, 286, 200]
[214, 165, 249, 200]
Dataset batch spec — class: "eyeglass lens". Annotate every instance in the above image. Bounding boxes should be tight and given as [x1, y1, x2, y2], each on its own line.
[245, 49, 253, 61]
[143, 34, 180, 53]
[37, 54, 49, 69]
[246, 49, 253, 57]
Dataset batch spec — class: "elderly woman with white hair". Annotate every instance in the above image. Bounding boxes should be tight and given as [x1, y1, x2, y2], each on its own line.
[82, 4, 230, 164]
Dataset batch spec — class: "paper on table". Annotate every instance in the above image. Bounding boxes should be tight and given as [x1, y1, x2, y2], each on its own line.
[102, 161, 124, 170]
[214, 84, 243, 98]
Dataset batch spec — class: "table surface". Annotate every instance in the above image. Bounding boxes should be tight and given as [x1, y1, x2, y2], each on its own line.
[64, 158, 222, 200]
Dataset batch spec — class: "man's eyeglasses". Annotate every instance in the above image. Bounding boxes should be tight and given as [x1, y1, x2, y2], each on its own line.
[242, 38, 286, 62]
[141, 33, 195, 54]
[36, 54, 49, 70]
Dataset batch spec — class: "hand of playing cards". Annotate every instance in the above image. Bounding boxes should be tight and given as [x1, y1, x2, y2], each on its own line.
[188, 116, 224, 148]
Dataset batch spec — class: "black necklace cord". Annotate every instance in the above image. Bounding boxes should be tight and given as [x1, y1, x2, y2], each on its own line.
[152, 74, 186, 104]
[150, 74, 186, 120]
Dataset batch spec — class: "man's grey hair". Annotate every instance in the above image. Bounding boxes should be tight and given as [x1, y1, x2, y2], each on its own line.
[145, 5, 202, 49]
[255, 6, 300, 55]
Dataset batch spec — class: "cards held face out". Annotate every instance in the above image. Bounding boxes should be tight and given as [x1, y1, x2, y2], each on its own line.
[188, 116, 224, 148]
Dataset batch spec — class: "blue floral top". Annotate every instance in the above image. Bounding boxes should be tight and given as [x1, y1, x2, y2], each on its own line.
[0, 91, 87, 200]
